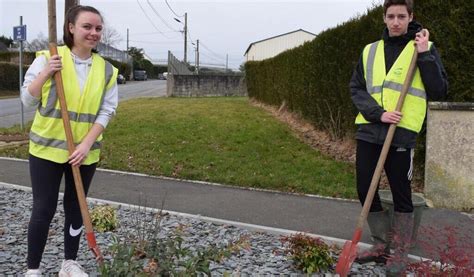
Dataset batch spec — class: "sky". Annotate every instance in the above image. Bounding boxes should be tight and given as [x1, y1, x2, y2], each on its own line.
[0, 0, 381, 69]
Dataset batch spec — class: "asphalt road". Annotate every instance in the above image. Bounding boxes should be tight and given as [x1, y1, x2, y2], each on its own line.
[0, 80, 167, 128]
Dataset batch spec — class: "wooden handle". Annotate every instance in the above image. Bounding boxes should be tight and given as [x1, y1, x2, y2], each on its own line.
[356, 49, 419, 229]
[47, 0, 102, 262]
[48, 0, 57, 44]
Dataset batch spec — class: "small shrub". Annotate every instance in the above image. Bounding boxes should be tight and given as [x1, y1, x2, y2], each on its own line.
[281, 233, 334, 274]
[99, 236, 144, 275]
[99, 204, 248, 275]
[408, 224, 474, 276]
[90, 205, 118, 232]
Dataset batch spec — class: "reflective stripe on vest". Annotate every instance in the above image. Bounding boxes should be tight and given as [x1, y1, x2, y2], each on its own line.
[355, 40, 432, 133]
[30, 132, 101, 151]
[29, 46, 118, 164]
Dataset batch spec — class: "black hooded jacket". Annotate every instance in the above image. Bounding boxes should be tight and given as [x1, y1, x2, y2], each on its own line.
[350, 21, 448, 148]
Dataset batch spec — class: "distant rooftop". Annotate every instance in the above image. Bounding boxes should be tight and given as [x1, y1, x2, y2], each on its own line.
[244, 29, 316, 56]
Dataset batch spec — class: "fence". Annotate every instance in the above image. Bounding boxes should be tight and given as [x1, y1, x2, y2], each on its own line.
[167, 51, 193, 75]
[96, 43, 131, 64]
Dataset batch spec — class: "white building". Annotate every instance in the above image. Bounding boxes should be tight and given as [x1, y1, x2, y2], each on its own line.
[244, 29, 316, 62]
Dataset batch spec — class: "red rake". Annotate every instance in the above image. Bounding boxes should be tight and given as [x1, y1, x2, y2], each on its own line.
[335, 48, 419, 276]
[47, 0, 103, 264]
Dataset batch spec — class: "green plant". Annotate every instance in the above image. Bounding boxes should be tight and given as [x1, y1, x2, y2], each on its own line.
[99, 201, 247, 276]
[90, 205, 118, 232]
[99, 236, 145, 276]
[141, 228, 241, 276]
[281, 233, 334, 274]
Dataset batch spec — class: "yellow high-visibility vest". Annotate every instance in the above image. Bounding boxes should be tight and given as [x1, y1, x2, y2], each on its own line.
[355, 40, 432, 133]
[29, 46, 117, 164]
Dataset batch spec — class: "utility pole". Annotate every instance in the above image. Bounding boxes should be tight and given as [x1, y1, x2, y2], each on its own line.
[126, 28, 130, 67]
[196, 39, 199, 74]
[184, 12, 187, 64]
[126, 28, 129, 53]
[65, 0, 79, 14]
[18, 16, 24, 130]
[194, 44, 197, 74]
[168, 50, 171, 74]
[226, 54, 228, 72]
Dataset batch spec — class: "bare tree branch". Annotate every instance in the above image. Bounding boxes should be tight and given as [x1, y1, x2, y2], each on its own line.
[101, 24, 122, 47]
[25, 32, 49, 51]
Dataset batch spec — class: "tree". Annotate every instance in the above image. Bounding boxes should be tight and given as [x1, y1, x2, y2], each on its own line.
[239, 62, 246, 73]
[128, 46, 146, 69]
[65, 0, 79, 15]
[0, 35, 13, 48]
[127, 47, 155, 77]
[101, 24, 122, 47]
[127, 47, 144, 61]
[25, 32, 49, 51]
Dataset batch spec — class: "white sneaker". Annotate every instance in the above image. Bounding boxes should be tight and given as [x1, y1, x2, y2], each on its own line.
[25, 269, 42, 277]
[58, 260, 88, 277]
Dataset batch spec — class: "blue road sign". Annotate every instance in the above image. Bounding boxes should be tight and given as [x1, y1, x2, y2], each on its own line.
[13, 25, 27, 41]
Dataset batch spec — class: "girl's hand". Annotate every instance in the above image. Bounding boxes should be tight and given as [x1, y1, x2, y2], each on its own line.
[45, 55, 62, 77]
[68, 142, 91, 166]
[381, 111, 403, 124]
[415, 29, 429, 53]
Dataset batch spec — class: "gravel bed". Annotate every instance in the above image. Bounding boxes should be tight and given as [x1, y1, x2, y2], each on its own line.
[0, 186, 386, 276]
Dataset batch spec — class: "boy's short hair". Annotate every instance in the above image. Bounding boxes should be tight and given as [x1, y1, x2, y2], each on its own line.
[383, 0, 414, 15]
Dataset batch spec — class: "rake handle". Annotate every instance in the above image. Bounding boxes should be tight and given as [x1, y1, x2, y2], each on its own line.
[48, 0, 103, 263]
[356, 49, 419, 229]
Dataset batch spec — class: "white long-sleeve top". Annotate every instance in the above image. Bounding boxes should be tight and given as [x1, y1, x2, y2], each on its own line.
[21, 52, 118, 128]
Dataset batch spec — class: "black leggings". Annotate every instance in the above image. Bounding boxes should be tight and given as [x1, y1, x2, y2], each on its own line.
[356, 140, 414, 213]
[27, 155, 96, 269]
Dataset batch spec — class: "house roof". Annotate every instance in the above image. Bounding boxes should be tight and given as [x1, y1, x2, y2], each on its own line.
[243, 29, 316, 56]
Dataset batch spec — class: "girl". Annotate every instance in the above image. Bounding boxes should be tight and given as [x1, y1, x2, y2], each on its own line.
[22, 5, 118, 276]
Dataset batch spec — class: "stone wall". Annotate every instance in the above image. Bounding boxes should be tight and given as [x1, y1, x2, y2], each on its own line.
[424, 102, 474, 211]
[167, 74, 247, 97]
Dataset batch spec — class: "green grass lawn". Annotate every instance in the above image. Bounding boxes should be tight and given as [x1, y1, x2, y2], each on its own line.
[0, 97, 357, 198]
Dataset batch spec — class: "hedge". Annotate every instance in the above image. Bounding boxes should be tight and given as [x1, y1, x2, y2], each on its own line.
[0, 62, 28, 91]
[0, 51, 35, 64]
[0, 54, 131, 90]
[246, 1, 473, 140]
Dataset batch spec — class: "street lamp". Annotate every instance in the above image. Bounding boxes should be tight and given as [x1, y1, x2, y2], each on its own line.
[174, 13, 187, 63]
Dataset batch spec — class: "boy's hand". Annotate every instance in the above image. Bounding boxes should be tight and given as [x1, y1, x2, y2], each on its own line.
[381, 111, 402, 124]
[415, 29, 429, 53]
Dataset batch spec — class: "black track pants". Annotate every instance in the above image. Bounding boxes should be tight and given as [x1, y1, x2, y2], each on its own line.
[27, 155, 96, 269]
[356, 140, 414, 213]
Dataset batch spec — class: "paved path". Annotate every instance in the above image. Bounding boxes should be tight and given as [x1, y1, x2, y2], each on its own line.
[0, 157, 472, 259]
